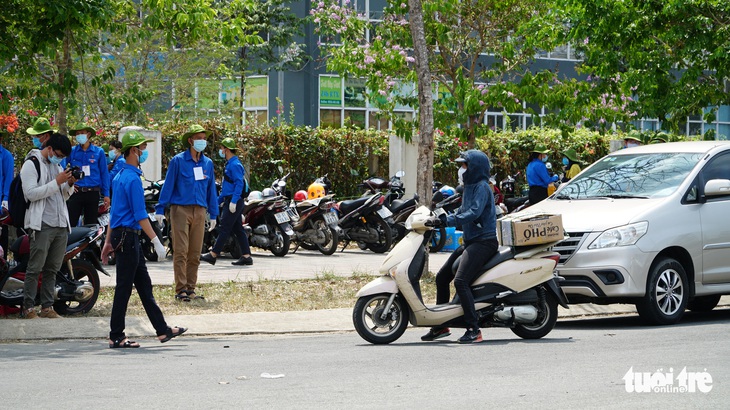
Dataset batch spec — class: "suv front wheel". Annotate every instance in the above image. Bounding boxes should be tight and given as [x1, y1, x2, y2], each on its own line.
[636, 257, 689, 325]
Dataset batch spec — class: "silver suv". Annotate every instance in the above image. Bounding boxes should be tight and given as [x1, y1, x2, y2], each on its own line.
[524, 141, 730, 325]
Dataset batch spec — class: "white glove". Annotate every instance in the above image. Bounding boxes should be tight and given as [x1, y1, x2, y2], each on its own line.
[1, 201, 7, 210]
[152, 236, 166, 260]
[229, 201, 237, 214]
[155, 213, 165, 226]
[208, 219, 217, 232]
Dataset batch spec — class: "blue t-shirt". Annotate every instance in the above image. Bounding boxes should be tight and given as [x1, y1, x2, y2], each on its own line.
[110, 163, 148, 230]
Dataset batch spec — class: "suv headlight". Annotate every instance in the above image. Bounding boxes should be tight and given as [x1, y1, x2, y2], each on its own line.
[588, 221, 648, 249]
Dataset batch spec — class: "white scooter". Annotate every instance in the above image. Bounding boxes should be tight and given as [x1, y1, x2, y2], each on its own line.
[353, 206, 569, 344]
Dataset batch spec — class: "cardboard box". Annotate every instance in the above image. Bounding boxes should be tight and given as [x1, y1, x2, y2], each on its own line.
[498, 212, 563, 246]
[441, 227, 464, 252]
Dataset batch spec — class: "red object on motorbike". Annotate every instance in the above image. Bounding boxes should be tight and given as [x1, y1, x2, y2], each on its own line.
[294, 190, 308, 202]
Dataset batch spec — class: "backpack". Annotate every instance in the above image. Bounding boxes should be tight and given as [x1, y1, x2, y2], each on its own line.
[8, 156, 41, 229]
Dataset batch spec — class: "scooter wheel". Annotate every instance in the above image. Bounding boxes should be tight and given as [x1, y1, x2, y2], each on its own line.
[511, 292, 558, 339]
[353, 294, 409, 344]
[54, 259, 100, 315]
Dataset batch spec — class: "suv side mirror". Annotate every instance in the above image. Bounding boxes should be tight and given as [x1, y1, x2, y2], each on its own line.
[704, 179, 730, 197]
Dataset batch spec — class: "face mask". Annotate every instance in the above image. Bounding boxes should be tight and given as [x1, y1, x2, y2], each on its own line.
[218, 149, 225, 158]
[541, 155, 549, 163]
[75, 134, 88, 145]
[138, 149, 148, 164]
[562, 157, 569, 167]
[108, 149, 117, 160]
[49, 154, 63, 165]
[192, 140, 207, 152]
[457, 166, 467, 185]
[32, 137, 42, 148]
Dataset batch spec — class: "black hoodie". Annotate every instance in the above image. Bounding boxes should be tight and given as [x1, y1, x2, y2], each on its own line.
[446, 150, 497, 242]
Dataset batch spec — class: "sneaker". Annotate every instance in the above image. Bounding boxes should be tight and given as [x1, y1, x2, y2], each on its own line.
[421, 327, 451, 341]
[232, 256, 253, 266]
[200, 252, 217, 265]
[39, 308, 62, 319]
[458, 328, 482, 344]
[23, 309, 38, 319]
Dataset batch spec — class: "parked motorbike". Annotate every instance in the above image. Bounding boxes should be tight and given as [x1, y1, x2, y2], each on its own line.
[0, 224, 109, 315]
[241, 175, 294, 257]
[335, 190, 393, 254]
[290, 177, 340, 256]
[352, 206, 568, 344]
[500, 173, 530, 213]
[361, 171, 419, 244]
[142, 179, 168, 261]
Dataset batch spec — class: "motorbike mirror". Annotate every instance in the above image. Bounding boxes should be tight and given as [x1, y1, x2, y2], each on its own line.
[395, 170, 405, 178]
[277, 165, 284, 174]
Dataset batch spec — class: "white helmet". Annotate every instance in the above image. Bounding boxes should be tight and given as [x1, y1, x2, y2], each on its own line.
[247, 190, 263, 201]
[262, 188, 276, 198]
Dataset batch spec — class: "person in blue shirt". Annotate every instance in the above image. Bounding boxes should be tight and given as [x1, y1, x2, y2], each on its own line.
[65, 123, 110, 225]
[421, 150, 498, 344]
[107, 139, 125, 193]
[526, 145, 558, 205]
[200, 137, 252, 266]
[155, 124, 218, 302]
[101, 130, 186, 348]
[0, 131, 14, 256]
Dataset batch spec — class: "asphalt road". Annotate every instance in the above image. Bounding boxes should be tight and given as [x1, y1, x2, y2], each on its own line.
[3, 309, 729, 409]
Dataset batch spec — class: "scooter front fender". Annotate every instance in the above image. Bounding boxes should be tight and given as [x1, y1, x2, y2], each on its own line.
[355, 276, 398, 298]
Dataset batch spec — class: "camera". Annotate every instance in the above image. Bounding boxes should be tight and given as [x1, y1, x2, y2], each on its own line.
[67, 165, 84, 180]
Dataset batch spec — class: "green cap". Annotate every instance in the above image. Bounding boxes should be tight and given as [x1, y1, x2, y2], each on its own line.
[624, 130, 642, 142]
[531, 145, 549, 154]
[69, 123, 97, 138]
[121, 130, 154, 151]
[26, 117, 55, 135]
[562, 148, 582, 163]
[220, 137, 238, 151]
[180, 124, 212, 148]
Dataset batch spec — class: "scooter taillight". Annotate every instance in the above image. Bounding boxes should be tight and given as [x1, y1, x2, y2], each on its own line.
[542, 254, 561, 267]
[377, 196, 385, 206]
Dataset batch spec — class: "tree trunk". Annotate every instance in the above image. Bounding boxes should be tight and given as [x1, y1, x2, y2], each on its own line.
[238, 46, 248, 127]
[408, 0, 434, 207]
[56, 28, 72, 135]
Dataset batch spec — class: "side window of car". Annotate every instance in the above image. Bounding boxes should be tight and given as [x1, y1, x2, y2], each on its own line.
[701, 152, 730, 183]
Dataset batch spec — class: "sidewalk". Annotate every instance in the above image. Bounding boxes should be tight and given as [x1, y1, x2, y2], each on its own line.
[2, 248, 726, 341]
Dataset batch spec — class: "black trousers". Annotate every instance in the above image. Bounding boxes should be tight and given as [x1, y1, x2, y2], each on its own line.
[67, 190, 100, 226]
[435, 238, 499, 330]
[211, 196, 250, 256]
[109, 229, 168, 341]
[528, 185, 548, 205]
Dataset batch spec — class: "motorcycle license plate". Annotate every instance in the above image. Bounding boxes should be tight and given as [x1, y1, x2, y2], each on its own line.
[376, 207, 392, 219]
[323, 211, 338, 226]
[274, 211, 290, 224]
[98, 213, 110, 227]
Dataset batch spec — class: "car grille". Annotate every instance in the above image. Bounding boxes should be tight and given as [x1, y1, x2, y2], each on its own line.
[554, 232, 589, 265]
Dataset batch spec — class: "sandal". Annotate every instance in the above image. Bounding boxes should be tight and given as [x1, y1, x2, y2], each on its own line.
[186, 291, 205, 300]
[175, 292, 190, 302]
[159, 326, 187, 343]
[109, 338, 140, 349]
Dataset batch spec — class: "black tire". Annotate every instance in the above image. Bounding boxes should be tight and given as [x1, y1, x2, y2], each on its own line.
[636, 257, 688, 325]
[270, 224, 290, 257]
[142, 222, 164, 262]
[429, 226, 447, 253]
[298, 241, 318, 251]
[54, 259, 100, 315]
[314, 219, 339, 256]
[227, 238, 242, 259]
[366, 216, 393, 254]
[511, 291, 559, 339]
[687, 294, 721, 312]
[353, 294, 409, 344]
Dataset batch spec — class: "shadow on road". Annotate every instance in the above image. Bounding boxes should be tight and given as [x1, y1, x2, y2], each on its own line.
[556, 307, 730, 330]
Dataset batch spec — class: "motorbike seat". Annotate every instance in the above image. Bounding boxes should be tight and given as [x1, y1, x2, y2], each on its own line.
[338, 196, 370, 215]
[388, 197, 417, 214]
[504, 196, 528, 211]
[451, 245, 515, 274]
[9, 235, 29, 255]
[67, 227, 92, 245]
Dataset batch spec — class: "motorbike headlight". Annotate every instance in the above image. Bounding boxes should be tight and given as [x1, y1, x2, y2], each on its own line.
[588, 221, 648, 249]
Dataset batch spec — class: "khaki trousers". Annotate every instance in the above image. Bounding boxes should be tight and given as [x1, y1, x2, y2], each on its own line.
[170, 205, 206, 294]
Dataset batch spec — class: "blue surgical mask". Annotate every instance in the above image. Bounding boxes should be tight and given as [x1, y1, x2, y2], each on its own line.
[218, 149, 225, 158]
[139, 149, 149, 164]
[75, 134, 88, 145]
[32, 137, 42, 148]
[562, 157, 569, 166]
[49, 154, 63, 165]
[541, 155, 549, 163]
[192, 140, 207, 152]
[108, 149, 117, 160]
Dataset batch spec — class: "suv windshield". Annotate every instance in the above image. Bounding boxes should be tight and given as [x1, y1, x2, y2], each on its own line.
[555, 152, 703, 200]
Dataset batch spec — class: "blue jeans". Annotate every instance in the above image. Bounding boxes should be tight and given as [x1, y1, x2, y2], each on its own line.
[435, 238, 499, 330]
[109, 229, 168, 341]
[211, 197, 250, 256]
